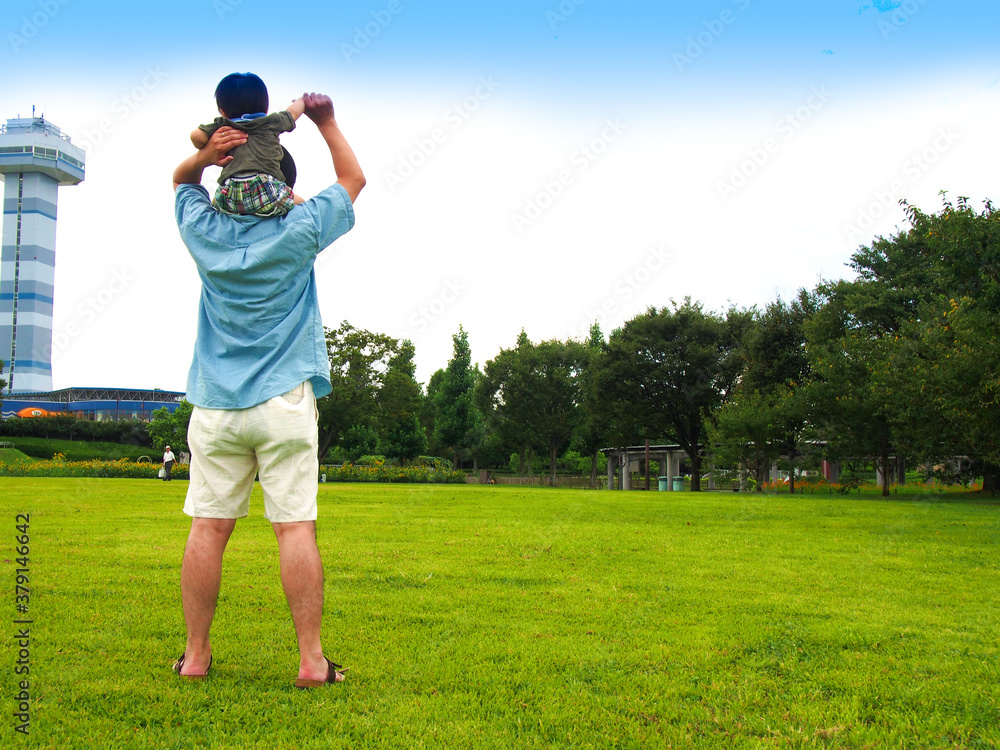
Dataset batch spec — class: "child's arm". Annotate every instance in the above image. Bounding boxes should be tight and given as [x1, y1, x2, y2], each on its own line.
[285, 97, 306, 121]
[190, 128, 210, 149]
[173, 127, 247, 190]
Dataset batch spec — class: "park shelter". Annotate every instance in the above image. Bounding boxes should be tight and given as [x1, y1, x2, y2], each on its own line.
[601, 444, 713, 491]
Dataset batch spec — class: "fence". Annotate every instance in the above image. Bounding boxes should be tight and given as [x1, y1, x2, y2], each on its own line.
[467, 474, 603, 489]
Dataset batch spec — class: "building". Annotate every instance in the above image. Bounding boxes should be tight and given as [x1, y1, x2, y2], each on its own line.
[0, 112, 85, 394]
[0, 112, 186, 422]
[0, 387, 184, 421]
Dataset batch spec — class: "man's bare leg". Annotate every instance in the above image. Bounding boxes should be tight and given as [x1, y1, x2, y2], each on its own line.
[179, 517, 237, 676]
[272, 521, 338, 682]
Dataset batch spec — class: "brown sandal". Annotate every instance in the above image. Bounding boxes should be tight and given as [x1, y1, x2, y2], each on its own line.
[294, 657, 348, 688]
[172, 652, 212, 680]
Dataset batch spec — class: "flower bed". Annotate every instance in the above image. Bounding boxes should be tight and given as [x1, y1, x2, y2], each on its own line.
[0, 456, 188, 479]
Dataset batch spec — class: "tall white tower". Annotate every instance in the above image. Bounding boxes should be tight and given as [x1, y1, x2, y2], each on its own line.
[0, 113, 85, 393]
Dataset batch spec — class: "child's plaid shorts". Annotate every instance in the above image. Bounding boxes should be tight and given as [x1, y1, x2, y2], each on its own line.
[214, 173, 296, 217]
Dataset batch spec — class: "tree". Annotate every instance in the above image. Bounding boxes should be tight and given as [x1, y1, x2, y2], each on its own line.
[713, 294, 815, 492]
[479, 332, 587, 485]
[341, 424, 378, 463]
[433, 325, 480, 469]
[318, 321, 399, 461]
[423, 368, 447, 457]
[0, 360, 6, 409]
[477, 330, 540, 478]
[806, 281, 900, 496]
[808, 195, 1000, 494]
[148, 401, 194, 453]
[531, 338, 588, 485]
[864, 196, 1000, 490]
[573, 323, 611, 488]
[376, 340, 428, 462]
[600, 300, 742, 491]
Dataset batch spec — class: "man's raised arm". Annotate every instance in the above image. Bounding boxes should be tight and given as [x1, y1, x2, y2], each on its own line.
[302, 92, 366, 203]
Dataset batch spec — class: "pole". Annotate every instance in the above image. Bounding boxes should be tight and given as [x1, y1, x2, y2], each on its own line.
[645, 438, 650, 491]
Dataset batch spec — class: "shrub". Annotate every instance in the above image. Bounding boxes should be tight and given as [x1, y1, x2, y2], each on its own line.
[1, 436, 155, 462]
[0, 416, 151, 445]
[321, 459, 465, 484]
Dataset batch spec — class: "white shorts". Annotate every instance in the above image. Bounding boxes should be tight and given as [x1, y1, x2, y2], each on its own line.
[184, 382, 320, 523]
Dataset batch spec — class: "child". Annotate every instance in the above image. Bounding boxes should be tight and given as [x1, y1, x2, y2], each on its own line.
[191, 72, 305, 217]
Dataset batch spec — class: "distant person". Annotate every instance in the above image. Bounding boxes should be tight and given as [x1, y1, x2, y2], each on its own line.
[171, 91, 365, 688]
[162, 445, 176, 481]
[190, 72, 306, 217]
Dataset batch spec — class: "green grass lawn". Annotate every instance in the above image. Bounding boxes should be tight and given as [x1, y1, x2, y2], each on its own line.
[0, 447, 34, 463]
[2, 480, 998, 749]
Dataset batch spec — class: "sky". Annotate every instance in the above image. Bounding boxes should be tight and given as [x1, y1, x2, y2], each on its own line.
[2, 0, 999, 392]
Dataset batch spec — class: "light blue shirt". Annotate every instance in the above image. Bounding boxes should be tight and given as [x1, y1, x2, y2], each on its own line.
[175, 183, 355, 409]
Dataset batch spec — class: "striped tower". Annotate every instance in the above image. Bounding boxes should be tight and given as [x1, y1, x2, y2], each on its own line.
[0, 114, 85, 393]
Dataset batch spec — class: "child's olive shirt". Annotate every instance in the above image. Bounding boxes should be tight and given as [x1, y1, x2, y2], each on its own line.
[198, 111, 295, 184]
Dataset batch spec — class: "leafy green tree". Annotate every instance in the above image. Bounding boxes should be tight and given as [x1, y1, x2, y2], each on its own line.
[807, 195, 1000, 494]
[0, 360, 6, 408]
[806, 281, 900, 496]
[376, 341, 428, 462]
[478, 330, 540, 477]
[433, 325, 480, 469]
[422, 368, 447, 457]
[318, 321, 399, 461]
[573, 322, 611, 487]
[481, 333, 588, 485]
[342, 424, 379, 463]
[864, 196, 1000, 490]
[600, 300, 742, 491]
[148, 400, 193, 453]
[531, 339, 588, 485]
[713, 294, 815, 492]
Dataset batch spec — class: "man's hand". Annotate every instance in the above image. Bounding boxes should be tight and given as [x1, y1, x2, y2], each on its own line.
[303, 93, 335, 126]
[299, 91, 365, 203]
[201, 126, 247, 168]
[173, 126, 248, 190]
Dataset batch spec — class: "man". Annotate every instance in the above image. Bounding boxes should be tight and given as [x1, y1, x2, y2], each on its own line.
[162, 445, 176, 481]
[170, 92, 365, 687]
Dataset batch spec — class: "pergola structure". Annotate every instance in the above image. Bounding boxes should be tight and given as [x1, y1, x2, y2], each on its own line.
[602, 446, 906, 491]
[601, 444, 713, 491]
